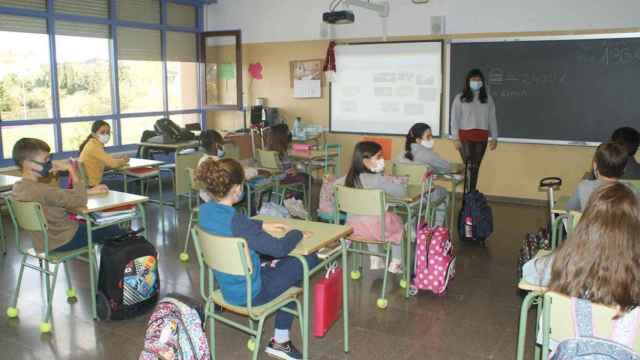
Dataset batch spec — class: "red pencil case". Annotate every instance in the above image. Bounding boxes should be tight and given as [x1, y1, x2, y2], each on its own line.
[292, 143, 313, 151]
[313, 266, 343, 338]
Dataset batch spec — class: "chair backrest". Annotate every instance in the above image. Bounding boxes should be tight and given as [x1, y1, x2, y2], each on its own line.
[623, 180, 640, 191]
[324, 143, 342, 175]
[175, 151, 203, 195]
[5, 197, 47, 232]
[568, 210, 582, 230]
[185, 167, 201, 192]
[392, 162, 431, 185]
[257, 149, 281, 172]
[335, 185, 385, 217]
[77, 161, 89, 186]
[543, 291, 640, 354]
[192, 226, 252, 276]
[223, 142, 241, 160]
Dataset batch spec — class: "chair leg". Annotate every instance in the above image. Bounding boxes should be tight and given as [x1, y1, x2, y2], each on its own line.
[180, 211, 194, 262]
[295, 299, 305, 355]
[516, 292, 539, 360]
[207, 302, 216, 360]
[41, 261, 59, 332]
[0, 216, 5, 255]
[252, 318, 265, 360]
[63, 262, 77, 300]
[377, 245, 392, 309]
[6, 254, 28, 318]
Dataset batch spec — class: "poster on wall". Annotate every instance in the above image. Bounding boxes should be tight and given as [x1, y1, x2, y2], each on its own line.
[290, 59, 323, 98]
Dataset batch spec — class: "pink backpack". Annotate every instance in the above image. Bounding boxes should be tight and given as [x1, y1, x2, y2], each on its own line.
[410, 224, 456, 295]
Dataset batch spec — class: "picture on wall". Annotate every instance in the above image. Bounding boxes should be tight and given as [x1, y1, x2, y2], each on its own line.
[290, 59, 323, 98]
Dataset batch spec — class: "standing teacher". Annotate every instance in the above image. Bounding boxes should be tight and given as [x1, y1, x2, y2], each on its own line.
[450, 68, 498, 192]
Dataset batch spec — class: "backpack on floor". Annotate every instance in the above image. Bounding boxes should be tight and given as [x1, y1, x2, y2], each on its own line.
[517, 227, 550, 281]
[410, 223, 456, 296]
[97, 230, 159, 320]
[550, 298, 640, 360]
[457, 190, 493, 244]
[139, 294, 210, 360]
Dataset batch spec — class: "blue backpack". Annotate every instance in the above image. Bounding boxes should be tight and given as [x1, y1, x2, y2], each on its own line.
[457, 190, 493, 244]
[551, 299, 640, 360]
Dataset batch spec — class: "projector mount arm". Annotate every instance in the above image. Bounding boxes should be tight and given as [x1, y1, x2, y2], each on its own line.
[330, 0, 390, 17]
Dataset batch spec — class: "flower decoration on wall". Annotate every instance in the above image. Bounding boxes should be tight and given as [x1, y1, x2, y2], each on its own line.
[248, 62, 263, 80]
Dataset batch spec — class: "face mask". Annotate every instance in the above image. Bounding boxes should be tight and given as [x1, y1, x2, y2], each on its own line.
[97, 134, 110, 145]
[421, 139, 434, 149]
[369, 158, 385, 173]
[235, 187, 245, 202]
[33, 159, 52, 178]
[217, 148, 225, 158]
[469, 80, 483, 92]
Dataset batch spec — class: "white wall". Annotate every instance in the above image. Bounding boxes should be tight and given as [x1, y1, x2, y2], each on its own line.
[206, 0, 640, 43]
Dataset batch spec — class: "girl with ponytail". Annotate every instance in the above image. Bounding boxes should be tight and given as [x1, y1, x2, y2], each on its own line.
[79, 120, 129, 187]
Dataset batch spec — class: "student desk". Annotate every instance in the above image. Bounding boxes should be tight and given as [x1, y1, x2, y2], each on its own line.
[75, 190, 149, 320]
[386, 184, 426, 298]
[254, 215, 353, 360]
[288, 149, 339, 217]
[0, 174, 21, 192]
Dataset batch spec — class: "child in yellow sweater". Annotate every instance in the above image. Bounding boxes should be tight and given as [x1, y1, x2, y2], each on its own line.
[78, 120, 128, 187]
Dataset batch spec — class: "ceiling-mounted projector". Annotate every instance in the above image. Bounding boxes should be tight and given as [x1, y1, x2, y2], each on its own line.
[323, 0, 389, 25]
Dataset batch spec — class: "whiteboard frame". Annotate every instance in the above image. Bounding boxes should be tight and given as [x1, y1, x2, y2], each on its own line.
[445, 32, 640, 146]
[329, 40, 445, 138]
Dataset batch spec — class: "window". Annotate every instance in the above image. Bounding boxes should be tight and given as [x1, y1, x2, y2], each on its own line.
[61, 120, 114, 152]
[0, 15, 51, 121]
[54, 0, 109, 18]
[121, 116, 159, 145]
[2, 124, 55, 157]
[117, 0, 160, 24]
[167, 31, 198, 111]
[0, 0, 46, 11]
[117, 27, 163, 113]
[172, 112, 200, 128]
[167, 2, 196, 28]
[56, 22, 112, 117]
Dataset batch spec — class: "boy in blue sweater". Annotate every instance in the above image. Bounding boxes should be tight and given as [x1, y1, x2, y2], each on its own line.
[197, 157, 318, 360]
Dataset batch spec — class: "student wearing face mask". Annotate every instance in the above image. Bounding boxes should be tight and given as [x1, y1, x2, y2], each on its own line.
[78, 120, 129, 187]
[450, 69, 498, 191]
[395, 123, 451, 225]
[343, 141, 407, 274]
[11, 138, 123, 253]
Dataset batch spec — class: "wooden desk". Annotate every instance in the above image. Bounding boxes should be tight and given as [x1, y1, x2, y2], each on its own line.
[138, 140, 200, 151]
[287, 150, 339, 217]
[118, 158, 164, 170]
[0, 174, 21, 192]
[116, 157, 165, 214]
[75, 190, 149, 320]
[255, 216, 353, 359]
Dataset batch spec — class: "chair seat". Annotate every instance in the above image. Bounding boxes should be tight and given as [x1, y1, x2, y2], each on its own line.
[347, 235, 386, 244]
[518, 279, 547, 293]
[536, 249, 553, 258]
[27, 247, 88, 263]
[125, 167, 160, 178]
[317, 245, 341, 260]
[211, 287, 302, 317]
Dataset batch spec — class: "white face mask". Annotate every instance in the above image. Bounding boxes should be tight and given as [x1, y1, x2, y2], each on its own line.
[469, 80, 483, 92]
[421, 139, 434, 149]
[97, 134, 110, 145]
[369, 158, 385, 173]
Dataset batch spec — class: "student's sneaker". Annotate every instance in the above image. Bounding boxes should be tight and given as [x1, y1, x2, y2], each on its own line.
[369, 256, 385, 270]
[265, 339, 302, 360]
[388, 259, 403, 274]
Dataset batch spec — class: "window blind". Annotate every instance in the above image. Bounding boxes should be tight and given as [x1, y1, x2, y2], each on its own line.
[0, 14, 47, 34]
[167, 2, 196, 28]
[116, 0, 160, 24]
[56, 21, 110, 39]
[0, 0, 46, 11]
[117, 27, 161, 61]
[54, 0, 109, 18]
[167, 31, 196, 62]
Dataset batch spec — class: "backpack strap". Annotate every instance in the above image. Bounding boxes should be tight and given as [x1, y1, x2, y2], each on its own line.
[572, 298, 595, 338]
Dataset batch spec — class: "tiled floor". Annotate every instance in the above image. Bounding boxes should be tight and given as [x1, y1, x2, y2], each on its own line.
[0, 178, 547, 359]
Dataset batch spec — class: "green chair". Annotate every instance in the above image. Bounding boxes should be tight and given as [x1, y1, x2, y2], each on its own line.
[191, 226, 304, 360]
[335, 185, 395, 309]
[175, 151, 204, 208]
[516, 210, 582, 360]
[257, 149, 307, 212]
[309, 144, 342, 176]
[179, 167, 201, 262]
[539, 291, 640, 358]
[5, 197, 89, 333]
[623, 179, 640, 191]
[391, 162, 447, 226]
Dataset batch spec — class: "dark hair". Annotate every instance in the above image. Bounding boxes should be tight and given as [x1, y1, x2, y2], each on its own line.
[200, 129, 224, 156]
[268, 123, 292, 155]
[345, 141, 382, 188]
[13, 138, 51, 169]
[611, 126, 640, 157]
[79, 120, 110, 153]
[594, 142, 628, 178]
[461, 68, 488, 103]
[404, 123, 431, 161]
[196, 158, 245, 200]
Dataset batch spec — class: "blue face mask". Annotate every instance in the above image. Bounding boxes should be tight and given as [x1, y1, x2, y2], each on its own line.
[34, 159, 53, 178]
[469, 80, 483, 92]
[217, 148, 225, 158]
[236, 187, 245, 202]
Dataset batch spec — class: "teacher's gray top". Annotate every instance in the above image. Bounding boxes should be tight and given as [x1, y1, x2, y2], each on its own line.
[450, 93, 498, 140]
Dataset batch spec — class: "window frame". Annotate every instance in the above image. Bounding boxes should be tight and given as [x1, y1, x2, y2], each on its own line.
[201, 29, 243, 111]
[0, 0, 204, 165]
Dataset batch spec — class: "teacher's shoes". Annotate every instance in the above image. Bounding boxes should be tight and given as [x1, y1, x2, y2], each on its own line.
[265, 339, 302, 360]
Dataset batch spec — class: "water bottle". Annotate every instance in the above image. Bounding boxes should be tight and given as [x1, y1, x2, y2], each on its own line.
[464, 216, 473, 238]
[293, 117, 301, 138]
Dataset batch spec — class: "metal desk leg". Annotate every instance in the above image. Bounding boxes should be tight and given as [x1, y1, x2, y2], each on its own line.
[297, 257, 311, 360]
[516, 292, 540, 360]
[123, 173, 128, 193]
[157, 173, 164, 232]
[86, 220, 98, 320]
[404, 205, 413, 298]
[341, 239, 350, 353]
[449, 181, 459, 230]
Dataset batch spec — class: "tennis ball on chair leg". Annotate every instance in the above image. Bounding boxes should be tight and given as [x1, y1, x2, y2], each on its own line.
[6, 307, 18, 318]
[179, 252, 189, 262]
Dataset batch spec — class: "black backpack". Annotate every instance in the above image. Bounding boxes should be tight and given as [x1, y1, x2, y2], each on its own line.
[96, 230, 159, 320]
[458, 190, 493, 245]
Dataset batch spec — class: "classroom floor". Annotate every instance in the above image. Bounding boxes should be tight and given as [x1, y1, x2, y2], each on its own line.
[0, 177, 547, 360]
